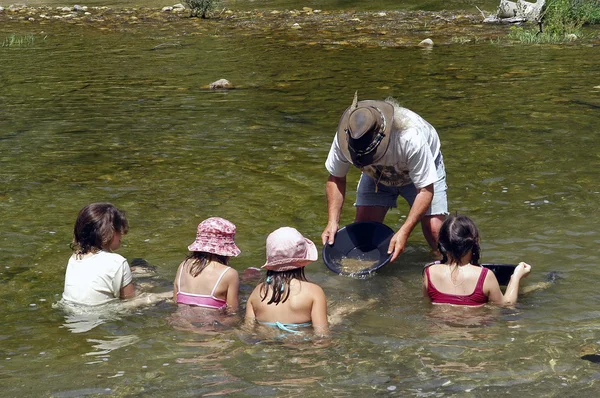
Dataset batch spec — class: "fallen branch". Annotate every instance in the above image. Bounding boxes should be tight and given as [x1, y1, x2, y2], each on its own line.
[475, 5, 488, 19]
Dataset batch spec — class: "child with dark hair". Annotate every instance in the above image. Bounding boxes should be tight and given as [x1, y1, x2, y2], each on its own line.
[62, 203, 135, 305]
[173, 217, 240, 312]
[423, 214, 531, 306]
[245, 227, 329, 337]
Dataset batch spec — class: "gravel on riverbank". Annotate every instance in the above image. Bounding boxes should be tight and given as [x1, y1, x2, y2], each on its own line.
[0, 4, 515, 47]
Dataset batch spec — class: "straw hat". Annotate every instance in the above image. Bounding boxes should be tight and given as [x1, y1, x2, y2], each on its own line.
[262, 227, 318, 272]
[188, 217, 241, 257]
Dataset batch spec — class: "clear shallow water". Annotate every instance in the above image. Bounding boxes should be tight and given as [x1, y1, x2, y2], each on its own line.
[12, 0, 501, 12]
[1, 13, 600, 398]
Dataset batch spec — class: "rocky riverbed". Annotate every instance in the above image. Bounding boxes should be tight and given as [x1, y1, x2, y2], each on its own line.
[0, 3, 518, 47]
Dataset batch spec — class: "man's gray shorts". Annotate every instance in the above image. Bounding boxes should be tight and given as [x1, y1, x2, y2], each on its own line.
[355, 153, 449, 216]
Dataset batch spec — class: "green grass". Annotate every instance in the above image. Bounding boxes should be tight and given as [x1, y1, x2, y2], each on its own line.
[508, 0, 600, 44]
[507, 26, 581, 43]
[1, 34, 45, 48]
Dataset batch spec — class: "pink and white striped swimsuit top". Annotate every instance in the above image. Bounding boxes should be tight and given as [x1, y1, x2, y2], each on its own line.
[176, 267, 230, 310]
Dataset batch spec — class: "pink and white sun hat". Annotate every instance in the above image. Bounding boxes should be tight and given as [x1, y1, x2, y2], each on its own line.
[262, 227, 318, 272]
[187, 217, 241, 257]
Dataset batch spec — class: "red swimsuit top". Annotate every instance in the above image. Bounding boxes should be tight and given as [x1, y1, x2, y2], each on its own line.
[425, 265, 489, 306]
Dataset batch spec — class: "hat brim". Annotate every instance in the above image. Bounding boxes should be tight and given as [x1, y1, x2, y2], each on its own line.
[261, 239, 318, 272]
[187, 242, 241, 257]
[337, 100, 394, 167]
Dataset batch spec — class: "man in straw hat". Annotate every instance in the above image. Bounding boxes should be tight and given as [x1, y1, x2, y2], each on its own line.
[322, 93, 448, 262]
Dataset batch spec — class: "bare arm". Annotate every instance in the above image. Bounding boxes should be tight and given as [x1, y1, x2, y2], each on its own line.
[244, 289, 258, 329]
[322, 174, 347, 245]
[226, 271, 240, 312]
[388, 184, 434, 262]
[499, 262, 532, 304]
[120, 282, 135, 299]
[486, 262, 532, 305]
[173, 263, 183, 301]
[422, 270, 430, 299]
[311, 286, 330, 337]
[120, 291, 172, 309]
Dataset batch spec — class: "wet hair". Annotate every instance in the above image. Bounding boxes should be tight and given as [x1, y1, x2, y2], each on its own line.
[437, 214, 481, 265]
[71, 203, 129, 257]
[183, 252, 229, 277]
[260, 268, 307, 305]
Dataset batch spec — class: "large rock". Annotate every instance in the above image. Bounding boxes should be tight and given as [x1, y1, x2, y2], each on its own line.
[485, 0, 544, 23]
[516, 0, 545, 21]
[497, 0, 544, 20]
[497, 0, 518, 18]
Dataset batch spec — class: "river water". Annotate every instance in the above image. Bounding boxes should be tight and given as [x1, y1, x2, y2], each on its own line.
[1, 1, 600, 397]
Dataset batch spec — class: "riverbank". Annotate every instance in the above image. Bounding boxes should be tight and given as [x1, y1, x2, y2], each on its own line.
[0, 4, 516, 47]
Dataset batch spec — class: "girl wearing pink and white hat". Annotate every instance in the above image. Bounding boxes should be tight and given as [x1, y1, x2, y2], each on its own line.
[245, 227, 329, 337]
[173, 217, 241, 314]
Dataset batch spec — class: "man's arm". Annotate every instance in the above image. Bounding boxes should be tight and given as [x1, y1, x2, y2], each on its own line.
[321, 174, 346, 245]
[387, 184, 433, 262]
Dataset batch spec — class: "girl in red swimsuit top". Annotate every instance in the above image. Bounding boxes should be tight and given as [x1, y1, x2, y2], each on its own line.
[423, 214, 532, 306]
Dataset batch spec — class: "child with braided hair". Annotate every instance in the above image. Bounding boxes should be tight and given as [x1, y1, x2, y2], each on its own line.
[423, 214, 531, 306]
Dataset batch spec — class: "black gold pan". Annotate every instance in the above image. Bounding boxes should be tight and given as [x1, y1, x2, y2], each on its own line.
[481, 264, 517, 286]
[322, 221, 518, 284]
[322, 221, 394, 277]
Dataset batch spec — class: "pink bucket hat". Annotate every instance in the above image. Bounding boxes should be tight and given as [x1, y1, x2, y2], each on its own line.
[262, 227, 318, 272]
[187, 217, 241, 257]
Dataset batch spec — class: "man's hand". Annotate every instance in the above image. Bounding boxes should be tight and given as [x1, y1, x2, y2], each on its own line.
[387, 229, 409, 262]
[321, 222, 339, 245]
[386, 185, 434, 263]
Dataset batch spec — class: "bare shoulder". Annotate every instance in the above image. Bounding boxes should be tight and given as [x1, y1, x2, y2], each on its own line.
[224, 266, 240, 280]
[174, 261, 186, 279]
[302, 281, 326, 296]
[249, 283, 263, 298]
[248, 283, 264, 306]
[482, 267, 500, 289]
[424, 262, 443, 277]
[483, 267, 498, 281]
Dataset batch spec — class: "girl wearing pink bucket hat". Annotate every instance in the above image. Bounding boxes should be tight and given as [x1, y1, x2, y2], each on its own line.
[173, 217, 241, 314]
[245, 227, 329, 337]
